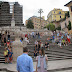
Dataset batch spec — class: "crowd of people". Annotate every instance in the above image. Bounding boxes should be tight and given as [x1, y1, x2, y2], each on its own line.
[0, 30, 72, 72]
[20, 31, 72, 59]
[47, 31, 71, 48]
[17, 31, 72, 72]
[34, 40, 49, 58]
[0, 30, 13, 64]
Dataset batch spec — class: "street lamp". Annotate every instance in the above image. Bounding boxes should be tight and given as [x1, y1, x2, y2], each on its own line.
[38, 9, 43, 29]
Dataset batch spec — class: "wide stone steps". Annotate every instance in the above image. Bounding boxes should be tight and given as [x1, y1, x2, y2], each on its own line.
[26, 35, 72, 61]
[0, 41, 5, 63]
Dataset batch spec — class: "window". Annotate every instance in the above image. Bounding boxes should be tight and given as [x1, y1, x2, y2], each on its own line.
[60, 16, 61, 18]
[71, 6, 72, 12]
[59, 12, 61, 14]
[54, 11, 55, 13]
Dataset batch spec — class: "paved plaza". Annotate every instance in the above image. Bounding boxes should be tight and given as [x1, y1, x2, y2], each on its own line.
[0, 59, 72, 72]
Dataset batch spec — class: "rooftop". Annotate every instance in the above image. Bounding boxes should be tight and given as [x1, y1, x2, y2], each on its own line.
[64, 0, 72, 6]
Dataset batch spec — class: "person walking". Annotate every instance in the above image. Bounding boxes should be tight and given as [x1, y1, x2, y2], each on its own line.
[36, 48, 48, 72]
[17, 47, 34, 72]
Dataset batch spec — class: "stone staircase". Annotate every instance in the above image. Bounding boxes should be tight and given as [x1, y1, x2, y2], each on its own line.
[27, 36, 72, 61]
[0, 41, 5, 63]
[0, 35, 72, 63]
[0, 35, 16, 63]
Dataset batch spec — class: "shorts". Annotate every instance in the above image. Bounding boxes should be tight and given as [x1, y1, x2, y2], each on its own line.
[9, 57, 12, 61]
[35, 45, 37, 48]
[5, 55, 8, 58]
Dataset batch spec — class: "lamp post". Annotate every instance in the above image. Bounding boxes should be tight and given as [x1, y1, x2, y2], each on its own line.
[38, 9, 43, 29]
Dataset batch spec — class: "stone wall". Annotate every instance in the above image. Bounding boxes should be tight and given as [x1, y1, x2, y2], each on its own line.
[0, 27, 53, 37]
[60, 17, 70, 31]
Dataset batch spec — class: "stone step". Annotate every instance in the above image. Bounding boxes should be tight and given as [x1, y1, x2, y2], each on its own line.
[28, 49, 72, 55]
[0, 60, 5, 63]
[33, 57, 72, 61]
[0, 58, 5, 61]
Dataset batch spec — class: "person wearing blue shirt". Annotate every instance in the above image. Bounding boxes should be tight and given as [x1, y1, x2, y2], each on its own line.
[17, 47, 34, 72]
[57, 33, 59, 37]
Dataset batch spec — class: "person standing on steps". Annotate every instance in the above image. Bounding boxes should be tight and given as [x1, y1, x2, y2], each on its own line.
[4, 47, 8, 64]
[8, 48, 13, 64]
[36, 48, 48, 72]
[17, 47, 34, 72]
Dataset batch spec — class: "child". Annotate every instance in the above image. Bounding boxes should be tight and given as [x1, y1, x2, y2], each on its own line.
[7, 40, 10, 47]
[4, 48, 8, 64]
[9, 48, 13, 64]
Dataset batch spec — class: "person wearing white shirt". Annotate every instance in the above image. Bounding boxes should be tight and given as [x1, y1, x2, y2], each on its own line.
[25, 37, 30, 44]
[67, 34, 71, 43]
[35, 40, 38, 49]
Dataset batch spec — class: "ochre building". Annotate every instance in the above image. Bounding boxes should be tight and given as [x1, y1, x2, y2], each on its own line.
[25, 16, 48, 29]
[47, 8, 67, 22]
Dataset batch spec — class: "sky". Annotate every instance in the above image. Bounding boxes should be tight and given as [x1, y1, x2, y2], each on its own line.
[0, 0, 71, 24]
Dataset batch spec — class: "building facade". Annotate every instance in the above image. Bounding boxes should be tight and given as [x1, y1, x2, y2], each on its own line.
[64, 0, 72, 29]
[60, 0, 72, 32]
[47, 8, 67, 22]
[14, 2, 23, 26]
[0, 1, 23, 27]
[25, 16, 48, 29]
[0, 2, 12, 26]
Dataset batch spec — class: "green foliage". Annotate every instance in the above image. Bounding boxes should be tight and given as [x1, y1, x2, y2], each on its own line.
[43, 26, 46, 29]
[46, 23, 55, 31]
[56, 26, 61, 30]
[68, 21, 71, 30]
[65, 11, 70, 19]
[26, 20, 34, 29]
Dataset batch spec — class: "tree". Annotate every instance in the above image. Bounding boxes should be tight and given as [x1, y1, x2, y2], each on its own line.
[26, 20, 34, 29]
[68, 21, 71, 30]
[46, 23, 55, 31]
[65, 11, 70, 19]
